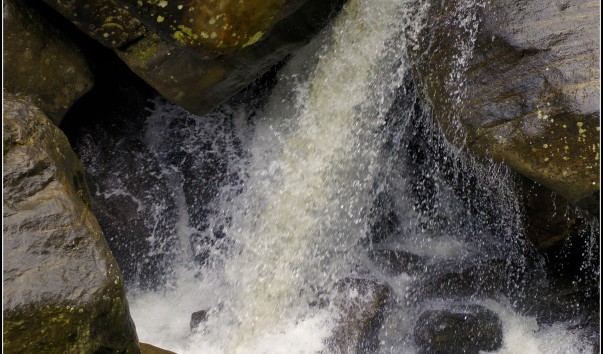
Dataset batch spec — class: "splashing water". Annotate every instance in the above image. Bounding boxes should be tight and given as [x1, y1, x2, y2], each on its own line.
[68, 0, 599, 353]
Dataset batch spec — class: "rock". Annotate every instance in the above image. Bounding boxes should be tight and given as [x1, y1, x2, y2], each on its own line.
[406, 0, 600, 206]
[190, 310, 208, 330]
[40, 0, 146, 48]
[3, 0, 93, 125]
[2, 95, 140, 353]
[69, 103, 180, 290]
[115, 0, 347, 115]
[368, 249, 427, 276]
[37, 0, 346, 115]
[414, 304, 503, 354]
[140, 342, 177, 354]
[409, 258, 534, 301]
[327, 278, 390, 353]
[519, 177, 594, 250]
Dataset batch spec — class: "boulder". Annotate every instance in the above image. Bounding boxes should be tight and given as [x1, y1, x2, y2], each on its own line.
[327, 278, 390, 353]
[406, 0, 600, 206]
[115, 0, 347, 115]
[40, 0, 146, 48]
[413, 304, 503, 354]
[3, 0, 93, 125]
[3, 95, 140, 353]
[38, 0, 347, 115]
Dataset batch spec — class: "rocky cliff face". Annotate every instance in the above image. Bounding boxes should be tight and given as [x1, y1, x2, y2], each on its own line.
[3, 95, 140, 353]
[406, 0, 600, 210]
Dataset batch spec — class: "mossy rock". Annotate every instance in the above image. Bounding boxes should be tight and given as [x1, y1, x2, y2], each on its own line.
[40, 0, 146, 48]
[115, 0, 347, 115]
[3, 0, 93, 125]
[3, 95, 140, 353]
[406, 0, 600, 207]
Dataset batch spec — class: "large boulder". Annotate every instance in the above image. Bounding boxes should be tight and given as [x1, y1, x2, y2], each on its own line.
[3, 0, 94, 125]
[406, 0, 600, 207]
[115, 0, 347, 115]
[3, 95, 140, 353]
[39, 0, 346, 115]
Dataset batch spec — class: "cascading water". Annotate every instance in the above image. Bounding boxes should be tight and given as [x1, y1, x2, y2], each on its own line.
[69, 0, 599, 353]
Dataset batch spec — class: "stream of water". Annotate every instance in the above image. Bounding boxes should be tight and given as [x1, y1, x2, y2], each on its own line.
[70, 0, 599, 352]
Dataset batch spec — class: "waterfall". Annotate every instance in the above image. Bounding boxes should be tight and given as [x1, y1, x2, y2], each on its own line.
[67, 0, 599, 353]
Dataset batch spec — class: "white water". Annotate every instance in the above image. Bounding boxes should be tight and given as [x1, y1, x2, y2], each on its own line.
[131, 0, 407, 351]
[123, 0, 598, 353]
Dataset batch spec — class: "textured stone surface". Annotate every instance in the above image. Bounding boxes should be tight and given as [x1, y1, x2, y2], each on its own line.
[406, 0, 600, 205]
[3, 95, 140, 353]
[40, 0, 146, 48]
[115, 0, 346, 115]
[3, 0, 93, 125]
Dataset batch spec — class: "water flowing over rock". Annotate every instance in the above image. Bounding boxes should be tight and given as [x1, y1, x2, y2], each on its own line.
[413, 304, 503, 354]
[3, 0, 93, 125]
[2, 96, 139, 353]
[406, 0, 600, 208]
[327, 279, 391, 353]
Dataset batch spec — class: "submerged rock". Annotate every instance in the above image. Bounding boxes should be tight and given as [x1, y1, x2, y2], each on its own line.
[414, 304, 503, 354]
[407, 0, 600, 206]
[3, 96, 139, 353]
[327, 278, 390, 353]
[3, 0, 93, 125]
[190, 309, 208, 330]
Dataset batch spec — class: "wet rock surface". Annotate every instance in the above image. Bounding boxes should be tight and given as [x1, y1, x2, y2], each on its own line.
[3, 95, 139, 353]
[327, 278, 390, 354]
[3, 0, 93, 125]
[190, 310, 208, 330]
[40, 0, 146, 48]
[413, 304, 503, 354]
[116, 0, 347, 115]
[406, 0, 600, 206]
[38, 0, 347, 115]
